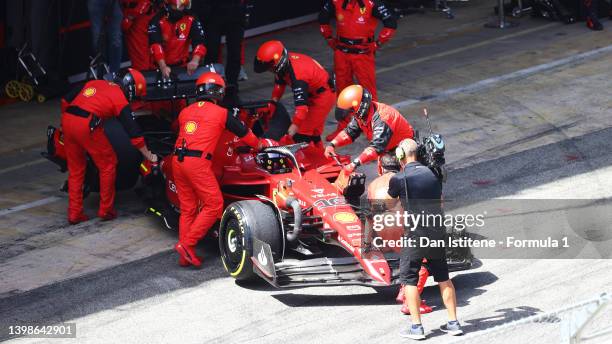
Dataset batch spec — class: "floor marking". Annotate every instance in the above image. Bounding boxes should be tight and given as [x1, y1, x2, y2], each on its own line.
[377, 22, 559, 75]
[0, 158, 47, 175]
[0, 196, 62, 217]
[391, 43, 612, 109]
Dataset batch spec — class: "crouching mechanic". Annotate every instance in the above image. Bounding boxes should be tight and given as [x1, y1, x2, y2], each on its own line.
[173, 72, 272, 267]
[324, 85, 414, 175]
[148, 0, 206, 78]
[61, 69, 158, 224]
[367, 155, 432, 316]
[254, 40, 335, 146]
[390, 139, 463, 340]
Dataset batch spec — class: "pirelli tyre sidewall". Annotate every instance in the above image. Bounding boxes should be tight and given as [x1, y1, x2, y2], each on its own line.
[219, 200, 282, 281]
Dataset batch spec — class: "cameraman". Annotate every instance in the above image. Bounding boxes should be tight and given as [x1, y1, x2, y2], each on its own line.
[388, 139, 463, 340]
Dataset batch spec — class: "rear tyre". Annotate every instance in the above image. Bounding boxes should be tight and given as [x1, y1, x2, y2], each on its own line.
[219, 200, 282, 281]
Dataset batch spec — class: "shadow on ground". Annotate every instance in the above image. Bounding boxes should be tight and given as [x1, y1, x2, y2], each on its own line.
[270, 271, 497, 309]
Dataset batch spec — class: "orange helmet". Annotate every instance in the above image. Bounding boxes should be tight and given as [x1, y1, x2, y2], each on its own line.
[254, 40, 288, 74]
[335, 85, 373, 121]
[116, 68, 146, 102]
[195, 72, 226, 101]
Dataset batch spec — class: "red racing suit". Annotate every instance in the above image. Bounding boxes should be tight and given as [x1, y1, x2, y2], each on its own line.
[121, 0, 159, 70]
[319, 0, 397, 101]
[148, 9, 206, 67]
[331, 102, 414, 174]
[61, 80, 146, 221]
[173, 100, 259, 246]
[272, 52, 335, 142]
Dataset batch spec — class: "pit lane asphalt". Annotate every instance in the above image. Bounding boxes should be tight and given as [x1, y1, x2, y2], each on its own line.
[2, 1, 612, 342]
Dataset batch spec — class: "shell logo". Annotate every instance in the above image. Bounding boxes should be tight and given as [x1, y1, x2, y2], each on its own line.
[273, 53, 279, 60]
[334, 212, 358, 224]
[83, 87, 96, 97]
[184, 121, 198, 134]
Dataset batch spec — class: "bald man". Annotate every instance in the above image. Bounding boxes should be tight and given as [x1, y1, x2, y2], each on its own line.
[389, 139, 463, 340]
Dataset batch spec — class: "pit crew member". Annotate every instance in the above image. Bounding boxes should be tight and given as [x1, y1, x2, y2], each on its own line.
[324, 85, 414, 175]
[121, 0, 161, 70]
[173, 72, 271, 267]
[61, 69, 158, 225]
[254, 40, 335, 146]
[148, 0, 206, 78]
[319, 0, 397, 141]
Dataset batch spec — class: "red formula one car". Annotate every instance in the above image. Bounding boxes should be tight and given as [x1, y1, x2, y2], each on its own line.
[43, 65, 471, 288]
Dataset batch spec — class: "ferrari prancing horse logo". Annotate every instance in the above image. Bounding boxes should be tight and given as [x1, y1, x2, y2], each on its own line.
[184, 121, 197, 134]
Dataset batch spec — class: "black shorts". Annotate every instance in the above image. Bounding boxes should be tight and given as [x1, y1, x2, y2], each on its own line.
[400, 254, 449, 286]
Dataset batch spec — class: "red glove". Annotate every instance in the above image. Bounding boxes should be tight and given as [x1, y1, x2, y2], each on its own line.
[378, 28, 396, 45]
[279, 134, 294, 146]
[324, 145, 336, 158]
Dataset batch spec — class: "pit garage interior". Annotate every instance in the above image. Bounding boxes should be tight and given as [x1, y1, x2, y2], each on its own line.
[0, 0, 611, 343]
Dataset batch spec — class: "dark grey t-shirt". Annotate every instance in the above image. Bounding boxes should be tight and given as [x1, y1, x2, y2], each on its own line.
[388, 161, 445, 259]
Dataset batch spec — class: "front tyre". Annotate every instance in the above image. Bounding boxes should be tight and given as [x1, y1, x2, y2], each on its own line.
[219, 200, 283, 281]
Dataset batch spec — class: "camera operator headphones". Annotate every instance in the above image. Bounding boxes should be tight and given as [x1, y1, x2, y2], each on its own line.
[395, 146, 406, 161]
[395, 139, 413, 161]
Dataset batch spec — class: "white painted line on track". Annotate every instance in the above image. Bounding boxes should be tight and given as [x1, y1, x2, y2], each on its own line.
[392, 43, 612, 109]
[0, 158, 47, 175]
[378, 22, 559, 75]
[0, 196, 62, 217]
